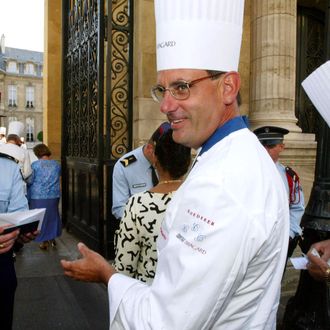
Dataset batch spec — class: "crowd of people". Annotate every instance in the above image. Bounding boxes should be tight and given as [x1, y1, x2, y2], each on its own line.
[0, 121, 62, 329]
[2, 0, 330, 329]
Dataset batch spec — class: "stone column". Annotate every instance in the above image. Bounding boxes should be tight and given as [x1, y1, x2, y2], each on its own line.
[249, 0, 299, 131]
[249, 0, 316, 202]
[133, 0, 166, 148]
[43, 0, 62, 160]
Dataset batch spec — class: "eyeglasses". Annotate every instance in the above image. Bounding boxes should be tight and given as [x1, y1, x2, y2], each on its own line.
[150, 72, 224, 103]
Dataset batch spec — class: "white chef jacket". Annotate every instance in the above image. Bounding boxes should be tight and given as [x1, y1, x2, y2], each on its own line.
[108, 127, 289, 330]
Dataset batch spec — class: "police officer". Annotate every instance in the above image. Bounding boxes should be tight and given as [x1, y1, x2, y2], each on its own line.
[254, 126, 305, 258]
[112, 122, 171, 220]
[0, 152, 36, 329]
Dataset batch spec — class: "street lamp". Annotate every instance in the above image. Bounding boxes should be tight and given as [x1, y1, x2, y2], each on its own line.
[282, 3, 330, 328]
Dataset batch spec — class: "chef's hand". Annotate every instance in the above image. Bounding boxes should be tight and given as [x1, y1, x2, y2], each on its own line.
[61, 242, 116, 284]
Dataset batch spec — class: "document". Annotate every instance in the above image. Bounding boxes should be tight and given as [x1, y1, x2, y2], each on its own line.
[290, 248, 330, 270]
[290, 256, 308, 270]
[0, 208, 46, 234]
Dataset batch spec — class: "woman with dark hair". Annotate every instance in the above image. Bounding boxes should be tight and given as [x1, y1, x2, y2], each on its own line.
[114, 129, 191, 284]
[27, 143, 61, 250]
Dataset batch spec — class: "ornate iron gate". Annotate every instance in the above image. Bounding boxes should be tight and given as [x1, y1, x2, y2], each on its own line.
[62, 0, 134, 256]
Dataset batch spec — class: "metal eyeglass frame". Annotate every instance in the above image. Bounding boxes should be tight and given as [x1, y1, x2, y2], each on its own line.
[150, 71, 225, 103]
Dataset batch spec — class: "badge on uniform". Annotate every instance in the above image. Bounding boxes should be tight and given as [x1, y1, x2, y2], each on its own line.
[120, 155, 137, 167]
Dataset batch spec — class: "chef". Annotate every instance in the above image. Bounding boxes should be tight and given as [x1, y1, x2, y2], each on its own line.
[0, 121, 32, 180]
[61, 0, 289, 329]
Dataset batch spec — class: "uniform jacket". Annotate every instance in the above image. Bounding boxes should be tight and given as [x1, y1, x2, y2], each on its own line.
[112, 146, 154, 220]
[0, 157, 28, 261]
[276, 162, 304, 238]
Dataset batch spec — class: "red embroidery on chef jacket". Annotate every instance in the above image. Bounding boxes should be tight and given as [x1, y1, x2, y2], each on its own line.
[187, 209, 215, 226]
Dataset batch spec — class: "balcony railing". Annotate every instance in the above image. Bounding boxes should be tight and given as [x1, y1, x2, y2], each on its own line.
[8, 100, 17, 107]
[26, 101, 34, 108]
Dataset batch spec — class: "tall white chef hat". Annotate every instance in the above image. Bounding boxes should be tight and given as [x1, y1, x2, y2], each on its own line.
[302, 61, 330, 128]
[154, 0, 245, 72]
[8, 121, 25, 137]
[0, 127, 6, 135]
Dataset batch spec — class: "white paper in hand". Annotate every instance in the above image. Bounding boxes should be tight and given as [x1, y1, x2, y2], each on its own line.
[290, 256, 308, 270]
[0, 208, 46, 234]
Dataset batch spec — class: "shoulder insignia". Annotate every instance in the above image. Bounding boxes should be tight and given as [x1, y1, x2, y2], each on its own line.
[0, 152, 18, 164]
[285, 166, 299, 181]
[285, 166, 301, 204]
[120, 155, 137, 167]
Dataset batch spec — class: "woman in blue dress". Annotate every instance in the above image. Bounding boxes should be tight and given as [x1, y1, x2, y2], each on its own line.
[27, 143, 61, 250]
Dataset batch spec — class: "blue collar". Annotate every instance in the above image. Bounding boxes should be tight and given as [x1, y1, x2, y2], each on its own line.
[200, 116, 247, 156]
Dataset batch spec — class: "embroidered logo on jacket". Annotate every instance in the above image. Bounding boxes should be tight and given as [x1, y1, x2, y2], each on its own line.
[187, 209, 215, 226]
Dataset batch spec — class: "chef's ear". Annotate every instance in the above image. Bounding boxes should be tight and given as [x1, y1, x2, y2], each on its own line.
[219, 71, 241, 106]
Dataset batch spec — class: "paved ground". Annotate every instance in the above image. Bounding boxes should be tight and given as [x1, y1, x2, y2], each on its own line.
[13, 229, 109, 330]
[12, 228, 302, 329]
[277, 250, 301, 329]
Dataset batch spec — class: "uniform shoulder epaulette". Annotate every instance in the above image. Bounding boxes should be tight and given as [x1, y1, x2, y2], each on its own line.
[120, 155, 137, 167]
[0, 152, 18, 164]
[285, 166, 299, 181]
[285, 166, 301, 204]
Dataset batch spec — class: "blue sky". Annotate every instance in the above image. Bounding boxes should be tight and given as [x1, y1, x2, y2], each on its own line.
[0, 0, 44, 52]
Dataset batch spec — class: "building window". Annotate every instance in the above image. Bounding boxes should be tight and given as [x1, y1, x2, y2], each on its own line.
[7, 61, 18, 73]
[26, 117, 34, 142]
[8, 85, 17, 107]
[24, 63, 35, 75]
[26, 86, 35, 108]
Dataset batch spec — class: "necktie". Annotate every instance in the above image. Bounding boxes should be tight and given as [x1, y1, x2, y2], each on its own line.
[151, 166, 159, 186]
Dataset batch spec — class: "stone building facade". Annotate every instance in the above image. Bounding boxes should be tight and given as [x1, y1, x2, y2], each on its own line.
[0, 34, 43, 142]
[44, 0, 330, 205]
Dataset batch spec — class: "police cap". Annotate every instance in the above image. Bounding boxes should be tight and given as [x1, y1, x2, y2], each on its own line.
[253, 126, 289, 146]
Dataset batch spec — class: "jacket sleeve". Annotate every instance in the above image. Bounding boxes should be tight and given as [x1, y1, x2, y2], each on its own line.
[112, 161, 130, 220]
[113, 196, 140, 277]
[22, 149, 32, 179]
[8, 165, 29, 212]
[289, 182, 305, 238]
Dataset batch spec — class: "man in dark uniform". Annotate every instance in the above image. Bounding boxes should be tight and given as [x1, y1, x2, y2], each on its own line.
[0, 152, 37, 329]
[112, 122, 170, 220]
[254, 126, 305, 258]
